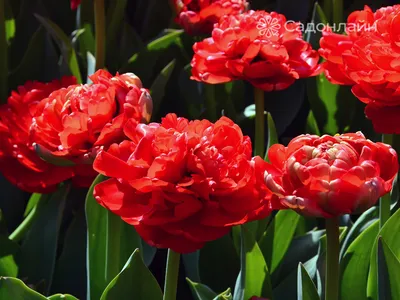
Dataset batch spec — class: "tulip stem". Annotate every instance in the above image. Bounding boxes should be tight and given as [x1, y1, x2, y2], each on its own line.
[380, 134, 394, 228]
[204, 84, 218, 122]
[8, 194, 48, 242]
[254, 87, 265, 157]
[94, 0, 105, 70]
[325, 217, 340, 300]
[163, 249, 180, 300]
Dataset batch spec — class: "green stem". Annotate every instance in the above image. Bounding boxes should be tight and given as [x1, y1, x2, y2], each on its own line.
[8, 194, 48, 242]
[380, 134, 394, 228]
[94, 0, 105, 70]
[254, 87, 265, 157]
[204, 84, 217, 122]
[0, 0, 8, 103]
[325, 217, 340, 300]
[163, 249, 180, 300]
[332, 0, 343, 27]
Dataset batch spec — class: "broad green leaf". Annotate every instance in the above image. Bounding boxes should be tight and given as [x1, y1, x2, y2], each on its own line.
[106, 0, 127, 49]
[121, 29, 183, 83]
[265, 113, 278, 161]
[214, 288, 233, 300]
[183, 251, 200, 283]
[150, 59, 176, 120]
[0, 277, 47, 299]
[277, 230, 324, 284]
[200, 234, 239, 294]
[367, 208, 400, 300]
[187, 278, 218, 300]
[100, 249, 162, 300]
[48, 294, 78, 300]
[74, 24, 95, 59]
[34, 14, 82, 83]
[377, 237, 400, 299]
[233, 227, 272, 300]
[297, 263, 319, 300]
[18, 183, 70, 295]
[0, 235, 18, 277]
[259, 210, 300, 276]
[86, 175, 154, 300]
[50, 210, 86, 299]
[340, 206, 378, 259]
[340, 220, 379, 300]
[305, 111, 321, 135]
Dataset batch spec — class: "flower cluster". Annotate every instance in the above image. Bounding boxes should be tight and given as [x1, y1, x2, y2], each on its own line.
[191, 10, 321, 91]
[93, 113, 275, 253]
[319, 5, 400, 134]
[0, 70, 151, 192]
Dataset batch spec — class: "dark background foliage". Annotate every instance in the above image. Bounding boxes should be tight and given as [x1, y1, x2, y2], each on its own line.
[0, 0, 399, 299]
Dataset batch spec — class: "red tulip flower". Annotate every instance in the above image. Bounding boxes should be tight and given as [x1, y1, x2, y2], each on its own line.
[93, 113, 274, 253]
[319, 5, 400, 134]
[191, 10, 321, 91]
[70, 0, 81, 10]
[30, 70, 152, 188]
[264, 132, 398, 218]
[174, 0, 248, 35]
[0, 77, 77, 193]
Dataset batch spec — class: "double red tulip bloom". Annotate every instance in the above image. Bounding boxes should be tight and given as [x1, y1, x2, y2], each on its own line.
[0, 70, 152, 193]
[174, 0, 248, 35]
[319, 5, 400, 134]
[264, 133, 398, 218]
[191, 10, 320, 91]
[0, 77, 76, 193]
[93, 113, 274, 253]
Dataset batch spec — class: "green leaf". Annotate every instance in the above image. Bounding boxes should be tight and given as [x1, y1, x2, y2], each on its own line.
[34, 14, 82, 83]
[340, 206, 378, 259]
[367, 208, 400, 300]
[23, 194, 46, 218]
[18, 183, 70, 295]
[234, 227, 272, 300]
[214, 288, 233, 300]
[340, 220, 379, 300]
[150, 59, 176, 120]
[297, 263, 319, 300]
[0, 277, 47, 299]
[4, 0, 15, 43]
[277, 230, 324, 284]
[106, 0, 127, 50]
[265, 112, 278, 161]
[50, 210, 86, 299]
[86, 52, 96, 83]
[259, 210, 300, 276]
[47, 294, 78, 300]
[377, 237, 400, 299]
[200, 234, 240, 294]
[33, 144, 76, 167]
[86, 175, 156, 300]
[100, 249, 162, 300]
[120, 29, 183, 83]
[74, 24, 95, 60]
[0, 235, 18, 277]
[182, 251, 200, 283]
[187, 278, 218, 300]
[305, 111, 321, 135]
